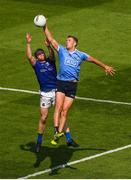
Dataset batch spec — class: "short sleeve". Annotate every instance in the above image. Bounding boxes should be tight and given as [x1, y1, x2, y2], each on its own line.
[57, 44, 65, 52]
[81, 52, 89, 61]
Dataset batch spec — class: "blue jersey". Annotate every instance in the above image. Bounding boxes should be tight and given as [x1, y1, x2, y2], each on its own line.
[33, 58, 57, 92]
[57, 45, 89, 81]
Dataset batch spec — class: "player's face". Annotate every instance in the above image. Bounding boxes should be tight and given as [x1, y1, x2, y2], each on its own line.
[66, 37, 76, 50]
[37, 53, 46, 61]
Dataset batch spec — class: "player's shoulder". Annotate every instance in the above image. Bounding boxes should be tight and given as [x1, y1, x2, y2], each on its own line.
[75, 49, 88, 56]
[76, 48, 86, 54]
[46, 57, 56, 64]
[75, 49, 89, 61]
[34, 59, 40, 65]
[58, 44, 66, 51]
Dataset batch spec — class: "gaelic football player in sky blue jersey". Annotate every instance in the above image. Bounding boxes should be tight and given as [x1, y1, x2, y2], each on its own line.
[26, 33, 78, 152]
[43, 23, 115, 146]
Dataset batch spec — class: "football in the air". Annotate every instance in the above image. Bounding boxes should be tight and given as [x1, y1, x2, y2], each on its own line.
[34, 15, 46, 27]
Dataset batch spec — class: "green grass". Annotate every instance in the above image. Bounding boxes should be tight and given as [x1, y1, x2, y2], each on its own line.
[0, 0, 131, 178]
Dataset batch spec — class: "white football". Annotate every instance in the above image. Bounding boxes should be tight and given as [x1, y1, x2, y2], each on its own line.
[34, 15, 46, 27]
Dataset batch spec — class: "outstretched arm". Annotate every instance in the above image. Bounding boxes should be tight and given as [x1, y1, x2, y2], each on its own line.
[26, 33, 36, 66]
[88, 56, 115, 76]
[45, 39, 55, 61]
[43, 24, 59, 51]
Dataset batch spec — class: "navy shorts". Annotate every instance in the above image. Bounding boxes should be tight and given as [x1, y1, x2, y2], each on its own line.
[56, 80, 77, 99]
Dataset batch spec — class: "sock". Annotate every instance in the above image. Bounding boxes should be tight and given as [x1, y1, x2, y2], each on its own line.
[37, 133, 43, 144]
[65, 132, 72, 143]
[54, 126, 59, 134]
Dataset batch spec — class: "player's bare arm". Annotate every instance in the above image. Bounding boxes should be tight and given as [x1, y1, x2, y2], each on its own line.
[88, 56, 115, 76]
[43, 24, 59, 51]
[45, 39, 55, 61]
[26, 33, 36, 66]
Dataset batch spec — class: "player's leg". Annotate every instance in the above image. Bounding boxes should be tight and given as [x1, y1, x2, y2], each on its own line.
[54, 91, 78, 146]
[58, 96, 74, 133]
[51, 92, 65, 145]
[37, 107, 48, 140]
[59, 81, 77, 133]
[64, 123, 71, 141]
[58, 81, 79, 146]
[51, 81, 78, 145]
[53, 91, 65, 134]
[36, 91, 51, 153]
[36, 107, 48, 153]
[64, 123, 79, 147]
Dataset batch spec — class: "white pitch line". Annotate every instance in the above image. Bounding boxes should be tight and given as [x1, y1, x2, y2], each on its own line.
[0, 87, 39, 95]
[1, 86, 131, 178]
[0, 86, 131, 106]
[18, 144, 131, 179]
[75, 96, 131, 106]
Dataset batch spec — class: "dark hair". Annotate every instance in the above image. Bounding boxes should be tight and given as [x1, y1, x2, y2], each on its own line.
[67, 35, 78, 47]
[34, 48, 46, 58]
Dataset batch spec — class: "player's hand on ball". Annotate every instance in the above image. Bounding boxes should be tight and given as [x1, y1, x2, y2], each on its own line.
[34, 15, 46, 27]
[104, 65, 116, 76]
[26, 33, 32, 43]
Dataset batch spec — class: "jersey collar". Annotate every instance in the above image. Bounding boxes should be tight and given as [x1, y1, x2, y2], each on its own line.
[68, 49, 77, 54]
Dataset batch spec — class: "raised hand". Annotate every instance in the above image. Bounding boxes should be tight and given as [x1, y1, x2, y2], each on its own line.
[26, 33, 32, 43]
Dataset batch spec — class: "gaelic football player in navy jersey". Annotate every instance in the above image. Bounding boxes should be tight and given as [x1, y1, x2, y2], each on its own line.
[26, 33, 77, 152]
[43, 23, 115, 146]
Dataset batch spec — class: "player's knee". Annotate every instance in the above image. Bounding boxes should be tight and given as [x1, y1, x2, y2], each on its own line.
[61, 108, 68, 117]
[40, 114, 48, 124]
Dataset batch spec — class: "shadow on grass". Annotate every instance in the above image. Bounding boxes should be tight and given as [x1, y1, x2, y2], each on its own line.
[20, 142, 106, 175]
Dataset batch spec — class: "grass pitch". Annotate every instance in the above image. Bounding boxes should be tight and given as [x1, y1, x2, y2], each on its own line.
[0, 0, 131, 178]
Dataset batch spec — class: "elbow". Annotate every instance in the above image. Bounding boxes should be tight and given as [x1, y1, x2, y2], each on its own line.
[27, 57, 31, 60]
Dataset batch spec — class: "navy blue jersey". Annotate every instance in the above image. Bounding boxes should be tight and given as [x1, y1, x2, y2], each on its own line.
[33, 58, 57, 92]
